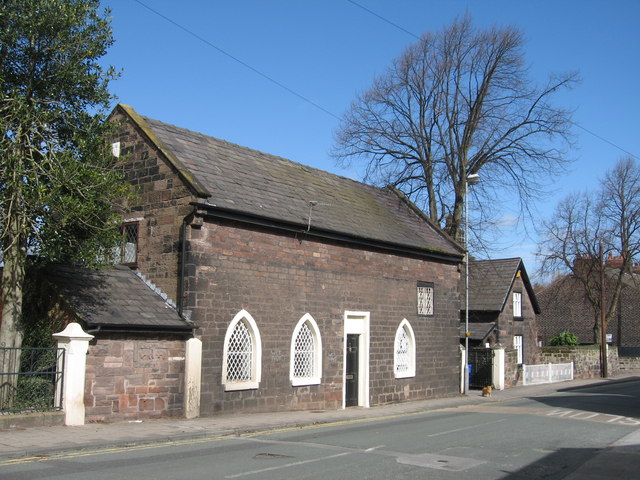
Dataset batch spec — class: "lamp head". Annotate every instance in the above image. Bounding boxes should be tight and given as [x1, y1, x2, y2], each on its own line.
[466, 173, 480, 185]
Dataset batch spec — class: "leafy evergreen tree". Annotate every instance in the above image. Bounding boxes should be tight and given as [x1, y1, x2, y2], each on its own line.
[0, 1, 128, 361]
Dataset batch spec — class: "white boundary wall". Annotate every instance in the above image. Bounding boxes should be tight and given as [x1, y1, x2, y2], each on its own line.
[523, 362, 574, 386]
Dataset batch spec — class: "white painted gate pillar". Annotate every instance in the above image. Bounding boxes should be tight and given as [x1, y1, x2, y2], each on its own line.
[53, 323, 93, 426]
[492, 346, 505, 391]
[183, 337, 202, 419]
[460, 345, 466, 394]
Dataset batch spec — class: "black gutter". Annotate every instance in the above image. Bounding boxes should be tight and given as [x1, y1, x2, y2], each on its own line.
[192, 202, 464, 264]
[85, 324, 193, 335]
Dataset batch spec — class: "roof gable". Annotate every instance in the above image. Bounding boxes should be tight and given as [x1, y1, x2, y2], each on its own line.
[116, 105, 462, 260]
[468, 258, 540, 314]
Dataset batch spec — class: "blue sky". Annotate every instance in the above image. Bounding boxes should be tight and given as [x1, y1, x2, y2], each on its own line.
[100, 0, 640, 280]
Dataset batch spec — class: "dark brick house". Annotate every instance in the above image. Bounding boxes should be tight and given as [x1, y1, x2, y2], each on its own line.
[109, 104, 465, 415]
[537, 260, 640, 347]
[461, 258, 540, 365]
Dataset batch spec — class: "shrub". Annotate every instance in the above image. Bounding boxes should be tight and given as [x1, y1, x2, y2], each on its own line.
[549, 331, 579, 346]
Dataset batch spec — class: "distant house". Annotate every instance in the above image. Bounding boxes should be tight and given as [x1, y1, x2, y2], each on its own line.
[537, 257, 640, 348]
[107, 104, 465, 416]
[461, 258, 540, 365]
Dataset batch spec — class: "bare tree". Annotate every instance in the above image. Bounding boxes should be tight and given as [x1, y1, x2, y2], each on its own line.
[538, 157, 640, 345]
[332, 15, 577, 244]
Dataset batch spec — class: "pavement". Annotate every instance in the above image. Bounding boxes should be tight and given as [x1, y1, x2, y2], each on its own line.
[1, 375, 639, 479]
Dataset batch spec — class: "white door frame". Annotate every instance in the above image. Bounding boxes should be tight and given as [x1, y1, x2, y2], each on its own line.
[343, 311, 370, 408]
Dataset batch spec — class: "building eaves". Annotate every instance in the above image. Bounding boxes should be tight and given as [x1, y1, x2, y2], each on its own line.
[121, 105, 463, 260]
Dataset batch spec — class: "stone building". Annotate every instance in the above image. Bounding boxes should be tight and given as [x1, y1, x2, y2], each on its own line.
[461, 258, 540, 365]
[108, 104, 465, 415]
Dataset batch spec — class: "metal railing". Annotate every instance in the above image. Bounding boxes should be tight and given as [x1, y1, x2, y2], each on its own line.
[523, 362, 574, 386]
[0, 347, 65, 413]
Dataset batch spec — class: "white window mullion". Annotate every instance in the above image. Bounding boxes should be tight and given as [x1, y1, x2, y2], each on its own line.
[394, 319, 416, 378]
[223, 310, 261, 391]
[290, 314, 322, 386]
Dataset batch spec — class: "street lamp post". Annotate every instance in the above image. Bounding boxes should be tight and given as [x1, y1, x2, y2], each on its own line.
[464, 173, 480, 394]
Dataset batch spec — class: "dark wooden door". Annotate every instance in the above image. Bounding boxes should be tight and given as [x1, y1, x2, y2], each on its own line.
[345, 334, 359, 407]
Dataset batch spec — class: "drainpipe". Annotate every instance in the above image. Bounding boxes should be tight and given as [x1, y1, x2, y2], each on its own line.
[178, 210, 194, 318]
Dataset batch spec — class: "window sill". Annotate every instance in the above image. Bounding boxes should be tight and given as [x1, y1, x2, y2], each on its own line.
[394, 371, 416, 379]
[224, 381, 259, 391]
[291, 377, 321, 387]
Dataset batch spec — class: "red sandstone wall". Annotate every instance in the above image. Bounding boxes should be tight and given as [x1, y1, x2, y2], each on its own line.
[187, 217, 462, 415]
[84, 335, 185, 422]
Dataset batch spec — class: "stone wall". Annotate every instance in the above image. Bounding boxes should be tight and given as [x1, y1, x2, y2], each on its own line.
[504, 348, 521, 387]
[112, 108, 196, 304]
[538, 345, 640, 379]
[188, 217, 462, 415]
[84, 334, 186, 422]
[495, 277, 539, 366]
[618, 354, 640, 373]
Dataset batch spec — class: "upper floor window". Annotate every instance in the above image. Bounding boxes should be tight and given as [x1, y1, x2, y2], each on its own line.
[394, 319, 416, 378]
[119, 221, 139, 266]
[513, 292, 522, 318]
[290, 314, 322, 386]
[222, 310, 262, 391]
[417, 282, 434, 316]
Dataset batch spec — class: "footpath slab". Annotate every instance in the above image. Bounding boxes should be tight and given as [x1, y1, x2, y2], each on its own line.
[0, 375, 637, 461]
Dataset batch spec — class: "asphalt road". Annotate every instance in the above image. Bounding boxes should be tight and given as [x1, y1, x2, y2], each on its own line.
[1, 380, 639, 479]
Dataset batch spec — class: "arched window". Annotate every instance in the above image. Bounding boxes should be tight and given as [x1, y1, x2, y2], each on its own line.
[222, 310, 261, 391]
[290, 314, 322, 386]
[394, 319, 416, 378]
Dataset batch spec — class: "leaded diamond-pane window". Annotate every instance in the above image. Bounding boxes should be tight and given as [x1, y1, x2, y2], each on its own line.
[226, 321, 252, 382]
[417, 284, 434, 316]
[395, 327, 410, 374]
[121, 222, 138, 265]
[293, 322, 315, 378]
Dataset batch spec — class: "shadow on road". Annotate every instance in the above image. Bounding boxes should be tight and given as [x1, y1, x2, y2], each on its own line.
[525, 378, 640, 419]
[499, 447, 599, 479]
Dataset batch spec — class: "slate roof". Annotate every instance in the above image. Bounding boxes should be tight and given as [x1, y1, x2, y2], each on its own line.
[45, 265, 191, 331]
[467, 257, 540, 313]
[459, 322, 496, 341]
[118, 105, 462, 259]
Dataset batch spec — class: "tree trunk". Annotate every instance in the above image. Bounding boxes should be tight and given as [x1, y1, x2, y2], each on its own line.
[0, 216, 27, 409]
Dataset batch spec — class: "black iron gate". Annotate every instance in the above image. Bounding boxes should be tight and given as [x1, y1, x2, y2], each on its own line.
[469, 348, 493, 389]
[0, 347, 65, 412]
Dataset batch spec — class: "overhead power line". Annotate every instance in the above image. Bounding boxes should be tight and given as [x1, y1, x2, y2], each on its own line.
[348, 1, 639, 161]
[132, 0, 340, 121]
[346, 0, 420, 40]
[572, 122, 639, 161]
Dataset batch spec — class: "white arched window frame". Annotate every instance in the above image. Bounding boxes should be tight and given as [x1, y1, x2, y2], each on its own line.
[290, 313, 323, 386]
[394, 319, 416, 378]
[222, 310, 262, 391]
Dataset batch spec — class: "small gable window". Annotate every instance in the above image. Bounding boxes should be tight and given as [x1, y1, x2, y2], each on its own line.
[394, 319, 416, 378]
[222, 310, 262, 391]
[119, 221, 139, 267]
[417, 282, 434, 316]
[290, 314, 322, 386]
[513, 292, 522, 318]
